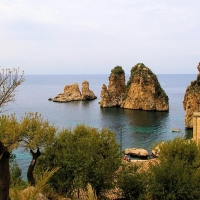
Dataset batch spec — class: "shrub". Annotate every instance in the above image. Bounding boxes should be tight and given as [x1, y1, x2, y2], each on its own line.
[116, 163, 148, 200]
[111, 66, 125, 75]
[148, 137, 200, 200]
[36, 124, 121, 197]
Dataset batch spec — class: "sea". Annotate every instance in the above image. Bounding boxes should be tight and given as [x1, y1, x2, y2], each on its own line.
[5, 74, 196, 178]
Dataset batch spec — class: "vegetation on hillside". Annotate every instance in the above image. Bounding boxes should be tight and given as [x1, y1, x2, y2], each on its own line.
[187, 74, 200, 94]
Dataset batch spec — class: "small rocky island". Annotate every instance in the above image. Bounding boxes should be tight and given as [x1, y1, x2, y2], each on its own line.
[100, 63, 169, 111]
[183, 62, 200, 128]
[53, 80, 97, 102]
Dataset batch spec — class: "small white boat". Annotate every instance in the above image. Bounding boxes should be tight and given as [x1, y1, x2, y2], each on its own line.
[171, 128, 181, 132]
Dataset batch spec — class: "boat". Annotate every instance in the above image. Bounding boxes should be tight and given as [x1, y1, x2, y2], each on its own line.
[171, 128, 181, 132]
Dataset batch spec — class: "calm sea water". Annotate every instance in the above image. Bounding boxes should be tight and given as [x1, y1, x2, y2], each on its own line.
[6, 74, 196, 177]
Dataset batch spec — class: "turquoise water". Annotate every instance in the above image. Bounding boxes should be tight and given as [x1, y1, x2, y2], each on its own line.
[5, 74, 195, 178]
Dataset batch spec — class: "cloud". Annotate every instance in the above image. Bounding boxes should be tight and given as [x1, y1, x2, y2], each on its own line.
[0, 0, 200, 74]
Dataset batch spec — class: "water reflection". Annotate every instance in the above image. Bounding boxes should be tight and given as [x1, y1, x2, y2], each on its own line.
[100, 108, 169, 152]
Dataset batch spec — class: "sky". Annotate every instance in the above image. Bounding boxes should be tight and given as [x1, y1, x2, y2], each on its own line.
[0, 0, 200, 74]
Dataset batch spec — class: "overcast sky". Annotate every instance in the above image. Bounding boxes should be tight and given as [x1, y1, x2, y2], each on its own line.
[0, 1, 200, 74]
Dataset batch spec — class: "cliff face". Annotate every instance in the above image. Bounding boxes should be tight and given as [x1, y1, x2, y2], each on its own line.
[121, 63, 169, 111]
[183, 63, 200, 128]
[53, 81, 96, 102]
[100, 66, 126, 107]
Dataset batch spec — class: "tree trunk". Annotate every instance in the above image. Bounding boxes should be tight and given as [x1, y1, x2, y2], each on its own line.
[27, 148, 41, 186]
[0, 141, 10, 200]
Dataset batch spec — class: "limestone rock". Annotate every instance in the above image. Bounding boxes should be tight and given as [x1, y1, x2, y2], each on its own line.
[197, 62, 200, 74]
[183, 63, 200, 128]
[81, 80, 97, 100]
[121, 63, 169, 111]
[100, 66, 126, 107]
[22, 187, 48, 200]
[124, 148, 148, 157]
[53, 81, 96, 102]
[151, 142, 164, 157]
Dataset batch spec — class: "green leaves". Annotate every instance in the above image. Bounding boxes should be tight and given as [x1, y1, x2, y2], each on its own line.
[0, 112, 57, 152]
[19, 112, 57, 151]
[148, 137, 200, 200]
[37, 124, 121, 196]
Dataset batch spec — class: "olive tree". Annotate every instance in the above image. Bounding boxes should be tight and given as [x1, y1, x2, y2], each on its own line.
[18, 112, 57, 186]
[37, 124, 121, 197]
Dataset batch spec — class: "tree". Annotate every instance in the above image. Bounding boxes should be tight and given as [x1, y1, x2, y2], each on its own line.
[0, 68, 24, 200]
[37, 124, 121, 197]
[18, 112, 57, 186]
[0, 68, 24, 112]
[148, 137, 200, 200]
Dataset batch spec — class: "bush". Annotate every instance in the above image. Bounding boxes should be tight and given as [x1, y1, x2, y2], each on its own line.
[111, 66, 125, 75]
[148, 137, 200, 200]
[36, 124, 121, 197]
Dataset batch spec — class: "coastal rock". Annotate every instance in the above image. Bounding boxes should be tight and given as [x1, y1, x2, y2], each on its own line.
[53, 81, 96, 102]
[124, 148, 148, 157]
[100, 66, 126, 107]
[81, 80, 97, 100]
[121, 63, 169, 111]
[151, 142, 164, 157]
[183, 63, 200, 128]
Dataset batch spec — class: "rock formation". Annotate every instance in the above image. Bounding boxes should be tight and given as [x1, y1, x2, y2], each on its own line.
[183, 63, 200, 128]
[100, 66, 126, 107]
[124, 148, 148, 157]
[53, 81, 96, 102]
[121, 63, 169, 111]
[81, 80, 97, 100]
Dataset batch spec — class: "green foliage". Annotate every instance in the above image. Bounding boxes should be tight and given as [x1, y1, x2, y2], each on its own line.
[156, 137, 199, 163]
[111, 66, 125, 75]
[188, 75, 200, 93]
[0, 114, 20, 151]
[148, 137, 200, 200]
[37, 124, 121, 197]
[19, 112, 57, 151]
[116, 163, 148, 200]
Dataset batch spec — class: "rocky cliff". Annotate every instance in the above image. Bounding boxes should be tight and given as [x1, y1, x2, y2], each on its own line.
[183, 63, 200, 128]
[100, 66, 126, 107]
[53, 81, 96, 102]
[81, 80, 97, 100]
[121, 63, 169, 111]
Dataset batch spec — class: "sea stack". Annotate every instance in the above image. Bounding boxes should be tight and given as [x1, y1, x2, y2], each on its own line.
[100, 66, 126, 107]
[53, 81, 96, 102]
[81, 80, 97, 100]
[183, 62, 200, 128]
[121, 63, 169, 111]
